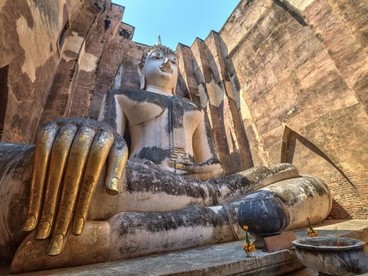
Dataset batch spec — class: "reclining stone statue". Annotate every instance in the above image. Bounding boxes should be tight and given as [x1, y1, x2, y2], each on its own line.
[0, 41, 332, 273]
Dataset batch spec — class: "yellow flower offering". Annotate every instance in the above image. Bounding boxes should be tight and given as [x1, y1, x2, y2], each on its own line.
[308, 229, 318, 237]
[242, 225, 256, 253]
[243, 241, 256, 252]
[307, 218, 318, 237]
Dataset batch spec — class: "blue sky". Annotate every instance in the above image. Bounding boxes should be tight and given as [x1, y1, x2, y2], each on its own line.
[114, 0, 240, 50]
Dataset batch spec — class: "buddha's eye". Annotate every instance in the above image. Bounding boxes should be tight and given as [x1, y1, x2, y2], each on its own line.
[169, 56, 177, 64]
[150, 51, 163, 60]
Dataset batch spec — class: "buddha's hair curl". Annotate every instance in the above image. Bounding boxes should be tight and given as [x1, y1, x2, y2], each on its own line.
[140, 44, 176, 66]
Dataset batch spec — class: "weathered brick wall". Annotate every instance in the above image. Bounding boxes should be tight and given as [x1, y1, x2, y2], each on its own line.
[0, 0, 116, 143]
[220, 0, 368, 218]
[39, 1, 127, 125]
[326, 170, 368, 219]
[176, 35, 254, 174]
[0, 0, 140, 141]
[291, 140, 368, 219]
[89, 35, 146, 120]
[0, 0, 68, 142]
[38, 2, 145, 123]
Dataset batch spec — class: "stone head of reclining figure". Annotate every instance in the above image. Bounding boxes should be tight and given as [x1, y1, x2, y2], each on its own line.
[0, 40, 332, 273]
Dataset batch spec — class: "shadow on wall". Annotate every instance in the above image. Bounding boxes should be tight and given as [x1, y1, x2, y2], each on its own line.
[281, 125, 355, 189]
[281, 125, 368, 219]
[330, 200, 353, 219]
[0, 65, 9, 141]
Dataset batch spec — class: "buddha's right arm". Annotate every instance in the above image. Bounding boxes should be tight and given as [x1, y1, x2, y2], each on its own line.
[98, 91, 126, 137]
[22, 118, 128, 256]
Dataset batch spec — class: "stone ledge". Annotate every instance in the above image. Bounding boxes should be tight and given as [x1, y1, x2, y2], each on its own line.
[3, 242, 303, 276]
[1, 219, 368, 275]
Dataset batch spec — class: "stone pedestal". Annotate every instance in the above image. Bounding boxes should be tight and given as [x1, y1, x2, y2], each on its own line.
[0, 241, 304, 275]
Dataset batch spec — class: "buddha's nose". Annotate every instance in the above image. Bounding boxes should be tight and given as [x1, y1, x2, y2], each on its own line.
[163, 57, 169, 64]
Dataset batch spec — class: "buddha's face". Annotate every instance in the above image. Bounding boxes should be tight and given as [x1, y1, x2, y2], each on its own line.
[140, 48, 178, 94]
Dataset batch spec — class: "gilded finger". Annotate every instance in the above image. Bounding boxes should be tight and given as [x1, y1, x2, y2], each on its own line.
[72, 129, 114, 235]
[23, 122, 59, 232]
[48, 126, 96, 256]
[36, 123, 78, 239]
[105, 135, 128, 195]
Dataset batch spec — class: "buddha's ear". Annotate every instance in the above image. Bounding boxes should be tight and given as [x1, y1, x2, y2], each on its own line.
[171, 73, 178, 95]
[138, 64, 145, 90]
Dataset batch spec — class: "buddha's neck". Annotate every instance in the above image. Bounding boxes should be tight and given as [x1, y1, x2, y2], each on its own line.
[145, 85, 173, 96]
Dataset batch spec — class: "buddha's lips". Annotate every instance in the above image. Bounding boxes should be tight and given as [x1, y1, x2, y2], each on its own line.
[159, 66, 172, 73]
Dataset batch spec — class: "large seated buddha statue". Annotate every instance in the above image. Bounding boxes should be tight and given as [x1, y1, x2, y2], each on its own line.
[0, 40, 332, 273]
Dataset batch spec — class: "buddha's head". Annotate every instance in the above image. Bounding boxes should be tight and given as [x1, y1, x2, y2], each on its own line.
[138, 38, 178, 95]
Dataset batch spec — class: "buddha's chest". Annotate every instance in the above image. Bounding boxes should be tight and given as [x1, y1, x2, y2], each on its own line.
[117, 91, 200, 128]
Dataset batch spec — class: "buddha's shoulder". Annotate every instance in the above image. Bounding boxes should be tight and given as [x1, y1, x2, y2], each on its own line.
[109, 89, 200, 112]
[181, 97, 200, 112]
[110, 88, 151, 98]
[111, 89, 168, 106]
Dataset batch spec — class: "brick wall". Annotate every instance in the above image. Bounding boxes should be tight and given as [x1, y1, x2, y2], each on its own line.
[220, 0, 368, 218]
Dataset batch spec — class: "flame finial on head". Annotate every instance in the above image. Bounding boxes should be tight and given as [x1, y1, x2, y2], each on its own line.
[140, 36, 175, 67]
[156, 35, 162, 46]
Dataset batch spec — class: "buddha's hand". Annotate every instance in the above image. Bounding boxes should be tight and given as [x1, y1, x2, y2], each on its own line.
[173, 158, 224, 180]
[22, 118, 128, 256]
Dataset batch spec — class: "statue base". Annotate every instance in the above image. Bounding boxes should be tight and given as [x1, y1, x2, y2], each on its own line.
[0, 240, 304, 275]
[2, 220, 368, 275]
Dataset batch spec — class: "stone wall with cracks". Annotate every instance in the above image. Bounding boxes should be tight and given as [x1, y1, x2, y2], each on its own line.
[220, 0, 368, 218]
[0, 0, 66, 143]
[0, 0, 136, 143]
